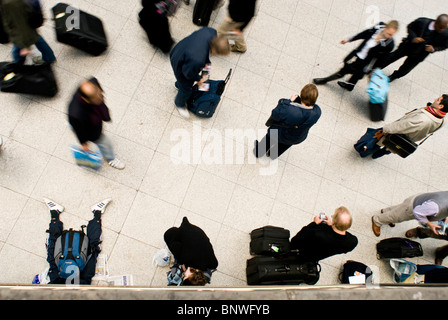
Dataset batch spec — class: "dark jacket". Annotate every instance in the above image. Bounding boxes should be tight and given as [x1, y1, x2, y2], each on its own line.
[228, 0, 256, 31]
[403, 17, 448, 54]
[170, 27, 216, 88]
[290, 222, 358, 263]
[1, 0, 39, 48]
[266, 98, 321, 145]
[68, 78, 111, 144]
[164, 217, 218, 271]
[345, 23, 395, 68]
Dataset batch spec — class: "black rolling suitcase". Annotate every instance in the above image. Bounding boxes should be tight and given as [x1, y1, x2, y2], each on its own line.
[376, 237, 423, 259]
[192, 0, 217, 26]
[369, 97, 388, 122]
[249, 226, 290, 256]
[0, 62, 58, 97]
[246, 255, 320, 286]
[52, 3, 108, 56]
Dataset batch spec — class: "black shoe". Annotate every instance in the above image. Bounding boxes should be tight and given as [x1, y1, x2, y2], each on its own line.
[313, 77, 328, 85]
[337, 81, 355, 91]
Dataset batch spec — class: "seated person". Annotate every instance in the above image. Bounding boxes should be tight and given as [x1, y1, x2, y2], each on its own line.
[164, 217, 218, 285]
[43, 198, 110, 285]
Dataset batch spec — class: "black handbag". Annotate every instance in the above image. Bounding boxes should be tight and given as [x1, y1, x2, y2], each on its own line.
[382, 134, 418, 158]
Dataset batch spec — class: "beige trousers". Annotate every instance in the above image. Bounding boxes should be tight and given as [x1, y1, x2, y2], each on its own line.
[373, 195, 418, 226]
[217, 16, 247, 52]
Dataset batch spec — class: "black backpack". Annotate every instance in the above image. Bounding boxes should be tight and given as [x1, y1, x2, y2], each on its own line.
[339, 260, 373, 284]
[376, 237, 423, 259]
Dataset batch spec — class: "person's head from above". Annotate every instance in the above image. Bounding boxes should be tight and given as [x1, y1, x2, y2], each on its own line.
[298, 84, 319, 107]
[332, 206, 353, 234]
[435, 14, 448, 33]
[382, 20, 399, 39]
[210, 35, 231, 56]
[79, 80, 104, 106]
[182, 267, 207, 286]
[432, 94, 448, 112]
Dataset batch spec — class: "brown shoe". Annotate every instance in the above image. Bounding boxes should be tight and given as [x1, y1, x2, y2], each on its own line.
[405, 228, 418, 238]
[372, 217, 381, 237]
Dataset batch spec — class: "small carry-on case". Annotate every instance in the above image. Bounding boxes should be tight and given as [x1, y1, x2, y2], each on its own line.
[382, 134, 418, 159]
[369, 98, 388, 122]
[52, 3, 108, 56]
[249, 226, 291, 256]
[246, 255, 320, 286]
[192, 0, 217, 26]
[0, 62, 58, 97]
[187, 68, 231, 118]
[376, 237, 423, 259]
[367, 69, 390, 121]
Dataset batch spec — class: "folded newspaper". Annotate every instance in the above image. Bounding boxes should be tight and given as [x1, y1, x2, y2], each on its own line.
[93, 254, 134, 286]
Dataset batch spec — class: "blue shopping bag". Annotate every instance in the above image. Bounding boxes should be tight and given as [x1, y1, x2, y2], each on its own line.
[367, 69, 390, 104]
[71, 145, 102, 170]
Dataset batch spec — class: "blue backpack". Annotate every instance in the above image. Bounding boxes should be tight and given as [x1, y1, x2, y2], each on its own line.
[187, 69, 231, 118]
[54, 228, 90, 279]
[366, 69, 390, 104]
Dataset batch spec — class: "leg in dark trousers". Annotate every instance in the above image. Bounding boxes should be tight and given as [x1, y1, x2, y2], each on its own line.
[80, 210, 103, 283]
[46, 210, 64, 282]
[255, 129, 292, 160]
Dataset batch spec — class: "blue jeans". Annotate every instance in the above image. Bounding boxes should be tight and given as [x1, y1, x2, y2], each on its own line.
[12, 35, 56, 64]
[174, 81, 193, 108]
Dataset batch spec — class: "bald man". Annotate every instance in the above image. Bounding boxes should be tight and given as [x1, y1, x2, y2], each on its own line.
[290, 207, 358, 263]
[377, 14, 448, 81]
[68, 77, 125, 169]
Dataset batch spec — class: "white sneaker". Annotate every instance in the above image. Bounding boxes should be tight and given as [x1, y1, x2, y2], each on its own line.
[43, 198, 64, 213]
[108, 158, 125, 169]
[91, 199, 111, 213]
[176, 106, 190, 119]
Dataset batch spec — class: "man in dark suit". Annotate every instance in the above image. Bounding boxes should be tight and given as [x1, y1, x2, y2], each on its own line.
[313, 20, 399, 91]
[378, 14, 448, 82]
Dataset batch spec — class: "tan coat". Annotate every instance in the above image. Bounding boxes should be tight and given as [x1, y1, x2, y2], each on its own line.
[381, 108, 444, 143]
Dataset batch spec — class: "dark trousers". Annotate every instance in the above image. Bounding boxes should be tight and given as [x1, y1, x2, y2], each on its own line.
[255, 128, 292, 160]
[338, 56, 369, 85]
[414, 227, 448, 262]
[377, 42, 428, 80]
[46, 210, 103, 284]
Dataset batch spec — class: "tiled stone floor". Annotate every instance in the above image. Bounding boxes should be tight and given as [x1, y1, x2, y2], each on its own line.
[1, 0, 448, 287]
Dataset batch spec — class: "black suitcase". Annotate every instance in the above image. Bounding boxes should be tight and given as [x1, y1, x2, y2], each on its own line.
[246, 255, 320, 286]
[382, 133, 418, 158]
[0, 62, 58, 97]
[369, 97, 388, 122]
[52, 3, 108, 56]
[192, 0, 217, 26]
[249, 226, 290, 256]
[376, 237, 423, 259]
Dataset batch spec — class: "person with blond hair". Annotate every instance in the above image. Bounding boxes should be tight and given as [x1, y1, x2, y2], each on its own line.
[170, 27, 230, 119]
[254, 84, 322, 159]
[290, 207, 358, 263]
[313, 20, 399, 91]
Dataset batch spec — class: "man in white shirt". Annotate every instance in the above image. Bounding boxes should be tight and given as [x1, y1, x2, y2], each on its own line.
[313, 20, 398, 91]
